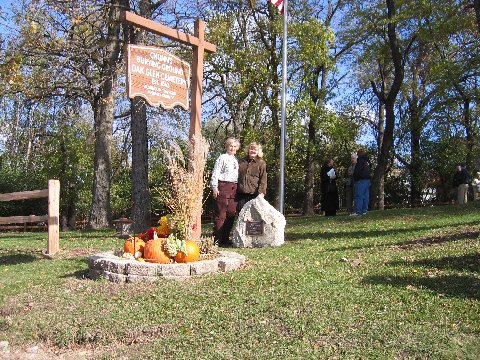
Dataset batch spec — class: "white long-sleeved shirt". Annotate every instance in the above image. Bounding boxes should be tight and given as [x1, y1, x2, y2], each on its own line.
[210, 153, 239, 190]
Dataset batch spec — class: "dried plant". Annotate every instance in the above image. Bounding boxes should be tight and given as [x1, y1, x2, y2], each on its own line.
[159, 134, 209, 242]
[198, 235, 219, 254]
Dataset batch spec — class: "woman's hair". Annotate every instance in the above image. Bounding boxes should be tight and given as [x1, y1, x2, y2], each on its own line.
[245, 142, 263, 158]
[224, 137, 240, 150]
[324, 158, 333, 166]
[357, 148, 366, 156]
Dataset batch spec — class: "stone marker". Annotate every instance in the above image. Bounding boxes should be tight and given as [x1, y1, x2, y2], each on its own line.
[232, 196, 286, 248]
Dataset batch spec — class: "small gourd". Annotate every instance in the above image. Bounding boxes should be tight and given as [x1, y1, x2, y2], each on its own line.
[156, 215, 171, 238]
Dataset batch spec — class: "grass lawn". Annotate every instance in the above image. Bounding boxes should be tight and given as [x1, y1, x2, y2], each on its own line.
[0, 203, 479, 359]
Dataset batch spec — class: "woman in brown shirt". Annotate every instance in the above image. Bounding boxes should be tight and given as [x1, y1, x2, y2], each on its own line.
[236, 142, 267, 212]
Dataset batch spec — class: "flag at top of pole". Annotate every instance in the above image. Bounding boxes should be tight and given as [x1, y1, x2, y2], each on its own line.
[269, 0, 284, 14]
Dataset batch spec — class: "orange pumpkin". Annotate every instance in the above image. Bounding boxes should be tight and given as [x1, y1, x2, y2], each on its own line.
[174, 240, 200, 263]
[143, 238, 171, 264]
[124, 237, 145, 255]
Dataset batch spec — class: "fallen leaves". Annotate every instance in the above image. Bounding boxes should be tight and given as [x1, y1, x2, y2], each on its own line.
[339, 257, 364, 267]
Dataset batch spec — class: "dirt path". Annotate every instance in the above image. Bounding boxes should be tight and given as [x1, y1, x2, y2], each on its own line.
[0, 342, 92, 360]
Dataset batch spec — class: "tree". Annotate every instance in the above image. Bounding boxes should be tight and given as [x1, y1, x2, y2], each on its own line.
[89, 0, 129, 228]
[289, 0, 359, 215]
[344, 0, 417, 210]
[202, 0, 284, 206]
[0, 0, 129, 228]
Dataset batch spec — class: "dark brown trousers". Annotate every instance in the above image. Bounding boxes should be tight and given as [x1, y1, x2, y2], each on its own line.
[213, 181, 238, 245]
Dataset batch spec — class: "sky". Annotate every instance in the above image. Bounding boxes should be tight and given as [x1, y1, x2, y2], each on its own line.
[0, 0, 14, 36]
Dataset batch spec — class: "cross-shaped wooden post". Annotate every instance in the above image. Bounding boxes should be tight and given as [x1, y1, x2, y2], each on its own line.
[122, 12, 216, 240]
[122, 12, 216, 140]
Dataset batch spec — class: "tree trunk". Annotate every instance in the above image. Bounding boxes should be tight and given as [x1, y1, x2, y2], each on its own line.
[303, 66, 327, 215]
[373, 101, 396, 211]
[303, 80, 319, 216]
[129, 1, 152, 232]
[88, 0, 126, 229]
[409, 99, 423, 205]
[89, 95, 114, 228]
[370, 0, 405, 211]
[462, 97, 474, 169]
[303, 124, 316, 215]
[131, 97, 151, 232]
[370, 78, 386, 210]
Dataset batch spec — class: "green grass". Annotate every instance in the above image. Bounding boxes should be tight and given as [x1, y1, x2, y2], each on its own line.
[1, 203, 479, 359]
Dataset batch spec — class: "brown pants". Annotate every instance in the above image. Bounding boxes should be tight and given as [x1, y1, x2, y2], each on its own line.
[213, 181, 238, 245]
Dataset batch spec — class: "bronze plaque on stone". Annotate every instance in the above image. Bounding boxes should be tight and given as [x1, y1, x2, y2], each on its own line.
[246, 221, 264, 235]
[127, 44, 190, 110]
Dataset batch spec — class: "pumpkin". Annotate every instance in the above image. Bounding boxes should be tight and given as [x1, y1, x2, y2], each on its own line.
[124, 237, 145, 255]
[143, 238, 171, 264]
[174, 240, 200, 263]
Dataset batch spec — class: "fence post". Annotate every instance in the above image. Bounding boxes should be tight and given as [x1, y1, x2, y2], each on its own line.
[47, 179, 60, 255]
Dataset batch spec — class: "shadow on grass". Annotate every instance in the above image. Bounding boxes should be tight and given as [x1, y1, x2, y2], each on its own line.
[61, 229, 118, 240]
[286, 223, 438, 243]
[63, 268, 90, 279]
[389, 253, 480, 273]
[362, 274, 480, 300]
[286, 203, 480, 226]
[296, 222, 479, 252]
[0, 253, 38, 265]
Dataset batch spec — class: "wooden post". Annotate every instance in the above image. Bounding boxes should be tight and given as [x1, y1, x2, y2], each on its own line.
[189, 19, 206, 142]
[47, 179, 60, 255]
[122, 12, 216, 241]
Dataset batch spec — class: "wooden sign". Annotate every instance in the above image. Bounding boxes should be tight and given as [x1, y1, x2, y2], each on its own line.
[246, 221, 264, 235]
[127, 44, 191, 110]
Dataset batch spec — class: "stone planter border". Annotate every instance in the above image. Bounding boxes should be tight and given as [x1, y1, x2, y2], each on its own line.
[88, 250, 246, 283]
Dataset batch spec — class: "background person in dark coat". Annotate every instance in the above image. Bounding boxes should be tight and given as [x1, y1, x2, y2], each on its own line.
[352, 148, 371, 215]
[452, 164, 471, 204]
[320, 159, 339, 216]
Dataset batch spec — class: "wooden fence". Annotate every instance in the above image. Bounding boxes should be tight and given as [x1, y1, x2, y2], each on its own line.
[0, 179, 60, 255]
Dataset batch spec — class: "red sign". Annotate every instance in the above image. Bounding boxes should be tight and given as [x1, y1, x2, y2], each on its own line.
[127, 44, 190, 110]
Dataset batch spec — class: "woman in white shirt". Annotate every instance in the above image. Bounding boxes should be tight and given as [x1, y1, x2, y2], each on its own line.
[211, 137, 240, 246]
[472, 172, 480, 201]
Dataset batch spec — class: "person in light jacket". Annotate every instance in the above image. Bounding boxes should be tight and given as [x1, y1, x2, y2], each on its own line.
[211, 137, 240, 246]
[472, 172, 480, 201]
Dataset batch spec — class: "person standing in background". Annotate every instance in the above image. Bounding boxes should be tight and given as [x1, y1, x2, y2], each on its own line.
[320, 159, 339, 216]
[236, 142, 267, 213]
[345, 153, 357, 215]
[453, 164, 470, 204]
[210, 138, 240, 246]
[352, 148, 371, 216]
[472, 172, 480, 201]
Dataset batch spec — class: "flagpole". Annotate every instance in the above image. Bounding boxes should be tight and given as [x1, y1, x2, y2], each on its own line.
[278, 0, 288, 213]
